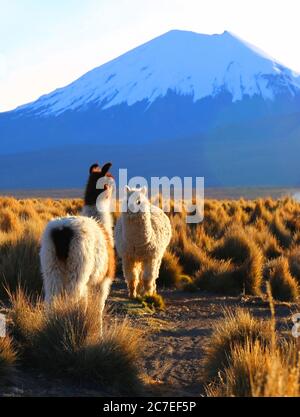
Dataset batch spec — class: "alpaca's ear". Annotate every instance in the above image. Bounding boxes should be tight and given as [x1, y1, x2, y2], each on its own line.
[141, 186, 147, 195]
[125, 185, 131, 192]
[89, 163, 101, 174]
[101, 162, 112, 176]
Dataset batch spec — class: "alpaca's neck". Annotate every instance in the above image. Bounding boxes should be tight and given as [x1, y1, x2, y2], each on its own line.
[98, 208, 113, 239]
[82, 203, 114, 246]
[97, 200, 114, 246]
[122, 212, 152, 247]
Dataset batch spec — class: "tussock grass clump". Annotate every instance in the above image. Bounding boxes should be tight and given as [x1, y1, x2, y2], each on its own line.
[178, 275, 198, 292]
[204, 308, 273, 380]
[17, 205, 38, 222]
[205, 291, 300, 397]
[200, 228, 263, 295]
[196, 257, 234, 294]
[171, 229, 204, 276]
[246, 224, 282, 260]
[206, 340, 300, 397]
[292, 231, 300, 247]
[170, 217, 218, 278]
[77, 320, 142, 392]
[204, 205, 229, 238]
[190, 226, 215, 253]
[59, 199, 82, 215]
[249, 200, 273, 224]
[0, 208, 22, 234]
[250, 341, 300, 397]
[8, 289, 45, 353]
[158, 251, 183, 288]
[138, 294, 166, 312]
[206, 341, 268, 397]
[31, 297, 100, 371]
[8, 291, 143, 394]
[270, 212, 293, 249]
[288, 246, 300, 284]
[0, 224, 43, 299]
[0, 336, 17, 384]
[0, 197, 21, 212]
[285, 215, 300, 234]
[177, 240, 204, 276]
[212, 227, 257, 264]
[266, 257, 299, 302]
[264, 197, 277, 212]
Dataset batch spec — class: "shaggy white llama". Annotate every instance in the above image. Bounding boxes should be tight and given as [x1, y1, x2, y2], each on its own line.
[114, 186, 172, 298]
[40, 185, 115, 333]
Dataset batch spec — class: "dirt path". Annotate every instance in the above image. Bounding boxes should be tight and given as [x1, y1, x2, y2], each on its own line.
[110, 279, 297, 396]
[1, 279, 297, 397]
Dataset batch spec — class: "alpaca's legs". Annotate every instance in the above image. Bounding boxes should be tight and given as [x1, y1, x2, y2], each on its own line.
[152, 258, 163, 294]
[132, 262, 143, 297]
[96, 277, 112, 337]
[123, 258, 140, 298]
[65, 277, 89, 303]
[136, 264, 144, 296]
[44, 274, 64, 305]
[87, 276, 111, 337]
[142, 259, 159, 296]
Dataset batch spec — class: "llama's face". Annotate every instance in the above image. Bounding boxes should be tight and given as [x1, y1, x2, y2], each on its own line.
[97, 184, 113, 204]
[123, 186, 150, 215]
[84, 162, 113, 206]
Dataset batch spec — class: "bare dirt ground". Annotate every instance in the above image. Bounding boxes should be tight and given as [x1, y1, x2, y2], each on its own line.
[1, 278, 298, 397]
[116, 286, 296, 396]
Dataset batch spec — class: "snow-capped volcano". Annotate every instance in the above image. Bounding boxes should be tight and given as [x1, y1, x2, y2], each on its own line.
[1, 29, 300, 188]
[17, 30, 300, 116]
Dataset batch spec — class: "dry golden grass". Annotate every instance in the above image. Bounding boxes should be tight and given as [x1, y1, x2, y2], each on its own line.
[0, 223, 44, 299]
[0, 197, 82, 299]
[158, 251, 183, 288]
[204, 308, 273, 380]
[288, 246, 300, 284]
[207, 340, 300, 397]
[1, 195, 300, 395]
[205, 306, 300, 397]
[169, 218, 204, 275]
[209, 227, 263, 295]
[270, 212, 293, 249]
[8, 289, 143, 394]
[245, 223, 282, 260]
[249, 199, 273, 224]
[0, 208, 23, 234]
[8, 288, 44, 348]
[137, 294, 166, 312]
[264, 257, 299, 302]
[0, 336, 17, 385]
[1, 195, 300, 302]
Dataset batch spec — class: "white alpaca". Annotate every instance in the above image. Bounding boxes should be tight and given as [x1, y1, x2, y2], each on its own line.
[40, 185, 115, 333]
[114, 186, 172, 298]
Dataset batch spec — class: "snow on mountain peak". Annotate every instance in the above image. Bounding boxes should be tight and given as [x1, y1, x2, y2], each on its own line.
[18, 29, 300, 116]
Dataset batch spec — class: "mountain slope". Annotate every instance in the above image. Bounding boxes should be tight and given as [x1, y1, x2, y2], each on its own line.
[0, 29, 300, 187]
[15, 30, 300, 116]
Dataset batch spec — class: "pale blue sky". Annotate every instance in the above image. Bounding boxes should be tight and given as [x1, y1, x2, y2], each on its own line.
[0, 0, 300, 112]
